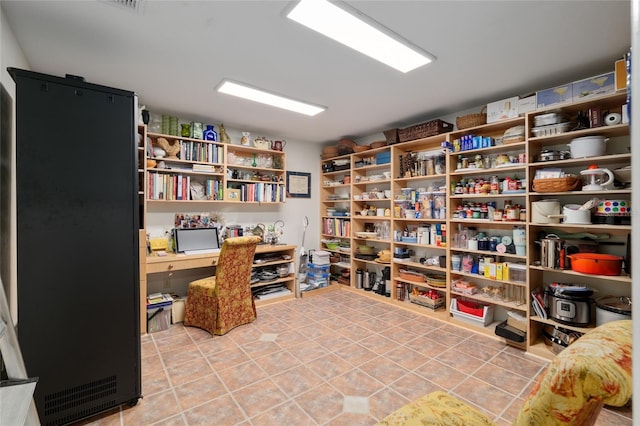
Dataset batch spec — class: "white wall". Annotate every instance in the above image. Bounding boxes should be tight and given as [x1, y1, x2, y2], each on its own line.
[0, 7, 30, 323]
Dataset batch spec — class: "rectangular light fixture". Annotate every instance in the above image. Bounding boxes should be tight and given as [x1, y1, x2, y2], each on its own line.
[216, 80, 326, 116]
[286, 0, 433, 73]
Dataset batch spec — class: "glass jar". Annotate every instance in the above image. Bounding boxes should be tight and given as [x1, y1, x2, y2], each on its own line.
[181, 123, 191, 137]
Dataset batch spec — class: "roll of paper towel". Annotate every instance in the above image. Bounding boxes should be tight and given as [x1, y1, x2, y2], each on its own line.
[604, 112, 622, 126]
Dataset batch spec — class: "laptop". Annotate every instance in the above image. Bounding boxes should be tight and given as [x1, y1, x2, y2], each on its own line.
[175, 228, 220, 255]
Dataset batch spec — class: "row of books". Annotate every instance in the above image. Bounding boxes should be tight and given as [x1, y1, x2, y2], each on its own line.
[323, 217, 350, 237]
[228, 182, 285, 202]
[179, 141, 224, 164]
[148, 172, 221, 201]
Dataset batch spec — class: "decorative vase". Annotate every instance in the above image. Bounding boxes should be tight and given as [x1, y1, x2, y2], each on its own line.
[203, 125, 218, 141]
[191, 122, 203, 140]
[181, 123, 191, 137]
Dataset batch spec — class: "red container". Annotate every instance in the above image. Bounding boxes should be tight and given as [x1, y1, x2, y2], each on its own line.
[456, 299, 486, 317]
[567, 253, 623, 276]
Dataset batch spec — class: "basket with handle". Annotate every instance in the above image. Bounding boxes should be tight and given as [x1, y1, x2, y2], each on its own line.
[532, 176, 581, 193]
[456, 107, 487, 130]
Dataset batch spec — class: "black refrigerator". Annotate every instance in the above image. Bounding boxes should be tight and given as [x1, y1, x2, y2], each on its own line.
[9, 68, 141, 425]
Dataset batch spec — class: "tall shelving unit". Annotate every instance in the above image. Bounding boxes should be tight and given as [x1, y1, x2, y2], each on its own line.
[318, 91, 631, 360]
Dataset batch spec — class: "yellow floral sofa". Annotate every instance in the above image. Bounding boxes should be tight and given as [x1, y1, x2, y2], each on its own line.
[377, 319, 632, 426]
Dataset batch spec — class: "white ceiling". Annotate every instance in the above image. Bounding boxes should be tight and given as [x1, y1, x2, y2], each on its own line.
[1, 0, 631, 144]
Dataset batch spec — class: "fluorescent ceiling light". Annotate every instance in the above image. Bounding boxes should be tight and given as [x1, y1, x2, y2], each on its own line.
[217, 80, 326, 116]
[286, 0, 433, 73]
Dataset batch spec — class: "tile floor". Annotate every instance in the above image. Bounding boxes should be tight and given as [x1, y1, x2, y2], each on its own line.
[80, 290, 632, 425]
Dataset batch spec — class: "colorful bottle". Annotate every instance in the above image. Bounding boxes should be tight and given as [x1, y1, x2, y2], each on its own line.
[203, 124, 218, 141]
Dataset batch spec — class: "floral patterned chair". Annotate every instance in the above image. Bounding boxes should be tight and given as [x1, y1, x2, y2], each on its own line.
[184, 236, 261, 335]
[377, 319, 632, 426]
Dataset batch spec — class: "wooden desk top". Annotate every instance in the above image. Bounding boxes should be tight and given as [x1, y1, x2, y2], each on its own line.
[146, 244, 297, 274]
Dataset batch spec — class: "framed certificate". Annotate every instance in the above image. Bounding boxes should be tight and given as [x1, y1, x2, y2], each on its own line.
[286, 171, 311, 198]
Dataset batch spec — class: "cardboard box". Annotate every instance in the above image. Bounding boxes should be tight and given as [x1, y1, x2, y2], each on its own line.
[225, 188, 241, 201]
[518, 94, 536, 115]
[537, 84, 572, 108]
[171, 297, 186, 323]
[615, 59, 627, 91]
[487, 96, 519, 123]
[572, 72, 615, 101]
[507, 315, 527, 332]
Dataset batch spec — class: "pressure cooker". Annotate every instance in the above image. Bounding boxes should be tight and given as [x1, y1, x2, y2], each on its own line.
[545, 283, 593, 326]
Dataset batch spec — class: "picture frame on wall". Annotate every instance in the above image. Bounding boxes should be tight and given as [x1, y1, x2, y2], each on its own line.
[286, 171, 311, 198]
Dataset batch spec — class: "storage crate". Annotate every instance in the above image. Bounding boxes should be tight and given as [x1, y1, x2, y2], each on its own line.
[376, 151, 391, 164]
[409, 294, 445, 310]
[450, 298, 494, 327]
[398, 119, 453, 142]
[147, 301, 172, 333]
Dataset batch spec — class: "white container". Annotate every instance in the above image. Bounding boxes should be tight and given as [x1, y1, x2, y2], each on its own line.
[513, 227, 526, 256]
[531, 199, 561, 224]
[450, 298, 495, 327]
[568, 136, 608, 158]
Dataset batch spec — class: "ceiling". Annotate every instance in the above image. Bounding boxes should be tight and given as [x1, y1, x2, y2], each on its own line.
[2, 1, 631, 144]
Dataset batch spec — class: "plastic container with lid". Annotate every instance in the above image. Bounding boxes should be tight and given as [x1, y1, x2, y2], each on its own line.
[505, 263, 527, 283]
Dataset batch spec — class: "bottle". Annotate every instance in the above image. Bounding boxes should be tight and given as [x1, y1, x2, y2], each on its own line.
[203, 125, 218, 141]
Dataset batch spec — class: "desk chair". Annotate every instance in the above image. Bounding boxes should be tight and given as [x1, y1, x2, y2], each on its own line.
[184, 236, 261, 335]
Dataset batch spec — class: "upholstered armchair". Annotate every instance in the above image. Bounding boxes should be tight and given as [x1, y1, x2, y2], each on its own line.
[377, 319, 632, 426]
[184, 235, 261, 335]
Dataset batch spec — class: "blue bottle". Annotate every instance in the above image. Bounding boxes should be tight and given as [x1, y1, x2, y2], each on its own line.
[203, 124, 218, 141]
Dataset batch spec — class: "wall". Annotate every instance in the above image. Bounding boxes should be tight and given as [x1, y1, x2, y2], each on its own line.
[0, 7, 30, 323]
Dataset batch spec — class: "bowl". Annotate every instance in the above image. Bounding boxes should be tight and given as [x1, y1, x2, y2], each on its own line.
[356, 231, 378, 239]
[382, 171, 392, 179]
[613, 166, 631, 184]
[358, 245, 374, 253]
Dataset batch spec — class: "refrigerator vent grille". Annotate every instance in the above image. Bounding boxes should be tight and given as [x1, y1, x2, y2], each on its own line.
[44, 375, 117, 416]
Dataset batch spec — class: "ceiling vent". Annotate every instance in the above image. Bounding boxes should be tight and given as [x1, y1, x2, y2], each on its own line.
[102, 0, 145, 15]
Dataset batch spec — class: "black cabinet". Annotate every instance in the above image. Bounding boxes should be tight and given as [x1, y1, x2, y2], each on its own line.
[9, 68, 141, 425]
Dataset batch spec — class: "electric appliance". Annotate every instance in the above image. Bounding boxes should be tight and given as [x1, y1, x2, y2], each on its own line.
[10, 68, 141, 425]
[545, 283, 593, 326]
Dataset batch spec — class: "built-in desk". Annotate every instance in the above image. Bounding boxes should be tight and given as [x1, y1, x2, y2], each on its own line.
[142, 244, 297, 333]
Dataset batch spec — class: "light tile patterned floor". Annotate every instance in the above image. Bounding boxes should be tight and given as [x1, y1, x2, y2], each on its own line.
[78, 290, 632, 425]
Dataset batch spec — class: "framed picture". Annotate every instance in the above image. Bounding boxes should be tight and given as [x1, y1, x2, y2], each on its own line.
[286, 171, 311, 198]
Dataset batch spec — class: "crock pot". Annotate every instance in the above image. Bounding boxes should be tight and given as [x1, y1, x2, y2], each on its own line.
[546, 283, 593, 326]
[595, 295, 631, 326]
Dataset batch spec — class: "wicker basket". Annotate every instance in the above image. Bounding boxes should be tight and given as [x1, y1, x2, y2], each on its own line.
[456, 107, 487, 130]
[353, 145, 370, 153]
[383, 128, 399, 144]
[398, 119, 453, 142]
[532, 176, 581, 193]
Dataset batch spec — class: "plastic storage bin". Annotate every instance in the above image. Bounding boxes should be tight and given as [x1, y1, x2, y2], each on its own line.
[147, 301, 172, 333]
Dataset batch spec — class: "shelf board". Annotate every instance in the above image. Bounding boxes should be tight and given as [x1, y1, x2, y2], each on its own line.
[449, 219, 526, 226]
[450, 291, 527, 311]
[450, 193, 526, 199]
[529, 189, 631, 197]
[528, 265, 631, 283]
[448, 141, 526, 156]
[528, 222, 631, 231]
[528, 152, 631, 168]
[148, 167, 224, 176]
[393, 217, 446, 223]
[451, 270, 527, 287]
[227, 165, 284, 173]
[227, 144, 285, 155]
[528, 123, 629, 147]
[352, 163, 390, 172]
[393, 259, 446, 274]
[393, 241, 446, 250]
[449, 247, 526, 260]
[394, 174, 446, 182]
[352, 178, 391, 185]
[529, 315, 595, 334]
[450, 164, 526, 176]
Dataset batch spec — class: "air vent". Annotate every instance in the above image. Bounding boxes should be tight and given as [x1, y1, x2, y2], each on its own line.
[102, 0, 145, 14]
[44, 375, 117, 417]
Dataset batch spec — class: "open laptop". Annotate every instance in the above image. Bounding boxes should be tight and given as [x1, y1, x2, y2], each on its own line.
[175, 227, 220, 255]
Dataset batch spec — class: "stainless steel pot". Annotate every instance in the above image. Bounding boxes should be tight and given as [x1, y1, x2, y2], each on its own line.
[537, 234, 563, 268]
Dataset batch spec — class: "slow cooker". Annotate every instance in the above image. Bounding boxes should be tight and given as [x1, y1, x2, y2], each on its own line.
[545, 283, 593, 326]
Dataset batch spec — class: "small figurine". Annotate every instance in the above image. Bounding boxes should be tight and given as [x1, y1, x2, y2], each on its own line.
[219, 123, 231, 144]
